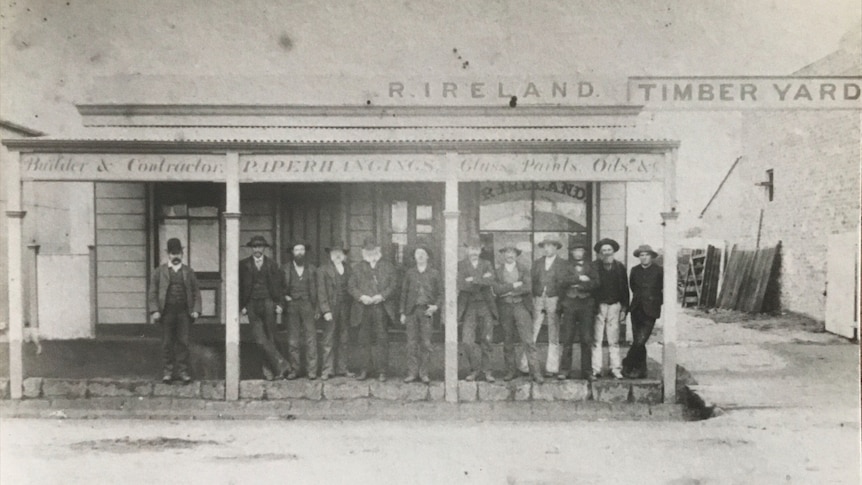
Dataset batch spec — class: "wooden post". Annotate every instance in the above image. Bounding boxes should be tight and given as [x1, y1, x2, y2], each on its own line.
[443, 160, 460, 402]
[6, 152, 25, 399]
[661, 148, 679, 404]
[224, 152, 241, 400]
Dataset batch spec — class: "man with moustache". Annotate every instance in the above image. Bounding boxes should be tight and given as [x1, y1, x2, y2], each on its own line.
[590, 238, 629, 380]
[317, 242, 354, 379]
[494, 245, 543, 384]
[531, 235, 569, 377]
[282, 242, 319, 380]
[148, 238, 202, 383]
[623, 244, 664, 379]
[239, 236, 290, 380]
[558, 241, 600, 380]
[457, 237, 498, 382]
[399, 246, 442, 383]
[348, 237, 398, 382]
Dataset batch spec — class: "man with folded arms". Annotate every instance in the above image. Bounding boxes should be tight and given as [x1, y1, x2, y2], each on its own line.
[457, 237, 498, 382]
[494, 245, 543, 384]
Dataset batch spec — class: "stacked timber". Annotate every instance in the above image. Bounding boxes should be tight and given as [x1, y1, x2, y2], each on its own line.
[716, 242, 781, 313]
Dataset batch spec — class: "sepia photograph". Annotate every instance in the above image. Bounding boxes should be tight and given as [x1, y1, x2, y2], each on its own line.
[0, 1, 860, 483]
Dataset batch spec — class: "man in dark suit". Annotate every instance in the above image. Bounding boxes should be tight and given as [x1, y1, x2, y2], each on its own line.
[348, 237, 398, 382]
[317, 242, 354, 380]
[591, 238, 630, 379]
[282, 242, 319, 380]
[457, 237, 498, 382]
[494, 245, 543, 383]
[623, 244, 664, 379]
[399, 246, 442, 383]
[148, 238, 202, 383]
[239, 235, 290, 380]
[558, 241, 600, 380]
[531, 235, 569, 376]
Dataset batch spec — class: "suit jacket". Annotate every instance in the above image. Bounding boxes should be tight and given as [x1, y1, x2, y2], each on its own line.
[591, 258, 630, 308]
[317, 261, 351, 315]
[531, 255, 568, 298]
[282, 262, 318, 310]
[630, 263, 663, 318]
[456, 258, 498, 321]
[348, 259, 398, 327]
[560, 258, 600, 299]
[493, 262, 534, 315]
[147, 264, 202, 315]
[239, 255, 282, 308]
[400, 265, 443, 315]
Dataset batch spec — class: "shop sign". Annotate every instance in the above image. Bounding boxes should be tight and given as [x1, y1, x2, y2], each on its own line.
[458, 153, 664, 181]
[20, 153, 225, 181]
[239, 154, 444, 182]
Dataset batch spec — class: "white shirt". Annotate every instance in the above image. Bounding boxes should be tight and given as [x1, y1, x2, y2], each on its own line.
[169, 262, 183, 272]
[504, 261, 517, 272]
[334, 261, 345, 275]
[293, 262, 305, 278]
[469, 259, 479, 269]
[253, 255, 264, 269]
[544, 255, 557, 271]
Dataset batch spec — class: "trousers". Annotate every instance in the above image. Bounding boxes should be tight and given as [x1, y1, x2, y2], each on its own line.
[321, 302, 351, 376]
[532, 295, 560, 374]
[499, 302, 540, 377]
[461, 302, 494, 373]
[592, 302, 623, 376]
[247, 297, 290, 376]
[287, 299, 318, 377]
[357, 304, 389, 375]
[161, 302, 191, 374]
[405, 307, 433, 379]
[623, 305, 656, 376]
[559, 297, 594, 378]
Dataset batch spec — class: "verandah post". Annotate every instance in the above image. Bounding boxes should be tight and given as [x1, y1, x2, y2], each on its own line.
[661, 147, 679, 404]
[443, 155, 460, 402]
[6, 151, 25, 399]
[224, 152, 241, 400]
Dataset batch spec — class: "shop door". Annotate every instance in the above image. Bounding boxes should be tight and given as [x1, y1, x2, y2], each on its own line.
[280, 184, 343, 267]
[380, 184, 444, 272]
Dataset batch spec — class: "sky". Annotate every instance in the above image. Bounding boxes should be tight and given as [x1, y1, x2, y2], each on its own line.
[1, 0, 859, 225]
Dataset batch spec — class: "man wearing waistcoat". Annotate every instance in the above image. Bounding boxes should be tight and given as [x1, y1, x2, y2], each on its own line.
[399, 246, 442, 383]
[317, 242, 354, 380]
[348, 237, 398, 382]
[457, 237, 498, 382]
[282, 242, 319, 380]
[148, 238, 202, 383]
[531, 235, 568, 377]
[591, 238, 629, 379]
[494, 245, 543, 384]
[239, 236, 290, 380]
[558, 241, 600, 380]
[623, 244, 664, 379]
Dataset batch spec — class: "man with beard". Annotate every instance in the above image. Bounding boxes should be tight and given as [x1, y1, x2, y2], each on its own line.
[457, 237, 498, 382]
[494, 245, 543, 384]
[590, 238, 629, 380]
[148, 238, 202, 383]
[282, 242, 319, 380]
[239, 236, 290, 380]
[558, 242, 600, 380]
[399, 246, 442, 383]
[623, 244, 663, 379]
[317, 242, 354, 380]
[348, 237, 398, 382]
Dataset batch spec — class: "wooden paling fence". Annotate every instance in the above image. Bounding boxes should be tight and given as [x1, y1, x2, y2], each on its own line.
[698, 245, 723, 308]
[716, 242, 782, 313]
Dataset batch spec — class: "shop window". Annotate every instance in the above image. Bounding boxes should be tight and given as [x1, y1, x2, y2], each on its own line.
[155, 183, 223, 276]
[479, 182, 590, 265]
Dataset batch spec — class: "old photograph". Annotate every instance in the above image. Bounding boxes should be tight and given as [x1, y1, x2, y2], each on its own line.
[0, 1, 860, 483]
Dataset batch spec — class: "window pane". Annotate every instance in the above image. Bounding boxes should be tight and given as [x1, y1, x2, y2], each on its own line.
[416, 205, 433, 221]
[391, 201, 408, 233]
[158, 219, 188, 265]
[189, 205, 218, 217]
[199, 289, 217, 317]
[162, 204, 188, 217]
[391, 232, 408, 265]
[479, 183, 531, 231]
[533, 182, 588, 231]
[482, 232, 532, 267]
[416, 223, 433, 234]
[189, 219, 220, 272]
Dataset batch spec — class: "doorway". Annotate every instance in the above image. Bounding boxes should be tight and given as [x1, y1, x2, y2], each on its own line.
[378, 183, 444, 271]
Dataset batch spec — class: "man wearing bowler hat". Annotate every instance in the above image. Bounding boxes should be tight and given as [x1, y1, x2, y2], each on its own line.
[148, 238, 202, 383]
[348, 237, 398, 381]
[558, 240, 600, 380]
[531, 235, 569, 377]
[457, 236, 498, 382]
[282, 241, 319, 379]
[317, 242, 354, 379]
[623, 244, 663, 379]
[239, 236, 290, 379]
[494, 244, 543, 383]
[399, 246, 442, 383]
[591, 238, 629, 379]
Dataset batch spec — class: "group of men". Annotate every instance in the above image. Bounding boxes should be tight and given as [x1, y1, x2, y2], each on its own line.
[148, 232, 663, 386]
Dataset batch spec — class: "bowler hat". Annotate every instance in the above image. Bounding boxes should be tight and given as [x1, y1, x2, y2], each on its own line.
[538, 236, 563, 249]
[324, 242, 350, 254]
[633, 244, 658, 258]
[246, 235, 270, 248]
[498, 245, 522, 256]
[594, 238, 620, 253]
[569, 240, 589, 251]
[166, 238, 183, 253]
[361, 236, 380, 251]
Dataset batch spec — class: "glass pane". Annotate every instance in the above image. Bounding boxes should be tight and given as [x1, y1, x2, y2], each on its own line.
[483, 232, 532, 267]
[391, 201, 408, 233]
[199, 289, 217, 317]
[189, 205, 218, 217]
[479, 183, 532, 231]
[391, 233, 408, 265]
[533, 182, 588, 231]
[162, 204, 188, 217]
[416, 205, 433, 221]
[190, 219, 220, 272]
[158, 219, 188, 265]
[416, 224, 433, 234]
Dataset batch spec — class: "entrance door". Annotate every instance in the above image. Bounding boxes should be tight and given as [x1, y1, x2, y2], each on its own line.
[380, 184, 444, 272]
[280, 184, 343, 267]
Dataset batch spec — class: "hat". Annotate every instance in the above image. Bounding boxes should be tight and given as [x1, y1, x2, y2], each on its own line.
[361, 236, 380, 251]
[538, 236, 563, 249]
[288, 241, 311, 252]
[569, 240, 589, 251]
[166, 238, 183, 253]
[594, 238, 620, 253]
[246, 235, 270, 248]
[633, 244, 658, 258]
[463, 236, 483, 248]
[498, 245, 522, 256]
[324, 242, 350, 254]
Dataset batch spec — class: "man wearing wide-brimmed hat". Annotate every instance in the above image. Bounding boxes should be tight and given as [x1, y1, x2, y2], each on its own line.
[147, 238, 202, 384]
[590, 238, 629, 380]
[348, 237, 398, 382]
[531, 235, 568, 377]
[239, 235, 290, 380]
[558, 240, 600, 380]
[282, 241, 319, 380]
[317, 242, 354, 379]
[457, 236, 498, 382]
[623, 244, 663, 379]
[493, 244, 543, 383]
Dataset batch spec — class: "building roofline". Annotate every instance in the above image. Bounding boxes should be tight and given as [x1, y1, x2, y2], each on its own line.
[0, 119, 45, 137]
[699, 155, 744, 218]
